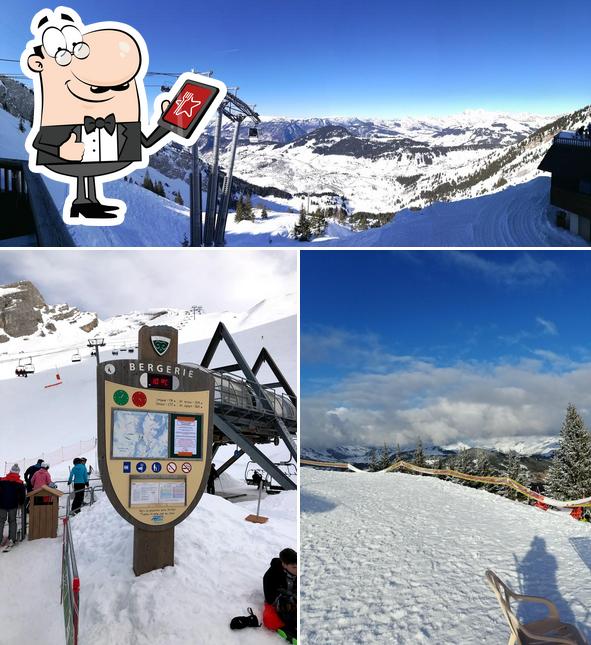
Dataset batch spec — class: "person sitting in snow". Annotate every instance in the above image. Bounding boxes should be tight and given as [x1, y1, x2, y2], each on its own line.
[263, 548, 298, 639]
[0, 464, 26, 550]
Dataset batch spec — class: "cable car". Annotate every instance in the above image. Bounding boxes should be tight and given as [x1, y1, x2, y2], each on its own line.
[248, 127, 259, 143]
[71, 351, 81, 363]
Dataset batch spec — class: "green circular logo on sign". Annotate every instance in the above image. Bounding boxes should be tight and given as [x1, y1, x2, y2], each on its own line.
[113, 389, 129, 406]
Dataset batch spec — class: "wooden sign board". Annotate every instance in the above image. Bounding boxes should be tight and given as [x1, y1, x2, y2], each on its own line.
[96, 325, 214, 574]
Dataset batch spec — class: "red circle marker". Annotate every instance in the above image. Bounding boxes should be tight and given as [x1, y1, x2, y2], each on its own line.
[181, 462, 192, 473]
[167, 462, 177, 473]
[132, 391, 147, 407]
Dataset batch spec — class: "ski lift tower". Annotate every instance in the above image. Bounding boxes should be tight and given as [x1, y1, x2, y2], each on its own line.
[195, 90, 260, 247]
[87, 337, 105, 365]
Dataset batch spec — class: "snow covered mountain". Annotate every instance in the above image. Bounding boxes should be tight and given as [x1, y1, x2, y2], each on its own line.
[302, 434, 559, 465]
[1, 75, 586, 246]
[0, 279, 296, 382]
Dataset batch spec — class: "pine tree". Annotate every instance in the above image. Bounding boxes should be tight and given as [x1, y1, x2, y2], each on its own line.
[546, 403, 591, 501]
[174, 191, 184, 205]
[243, 195, 254, 221]
[414, 438, 426, 469]
[293, 207, 312, 241]
[368, 448, 378, 472]
[154, 181, 166, 197]
[261, 205, 268, 220]
[504, 451, 523, 500]
[395, 443, 402, 463]
[143, 171, 154, 191]
[377, 442, 391, 471]
[235, 198, 245, 223]
[18, 117, 25, 133]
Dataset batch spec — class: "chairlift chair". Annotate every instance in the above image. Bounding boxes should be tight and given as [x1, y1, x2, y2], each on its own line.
[128, 347, 134, 353]
[71, 351, 81, 363]
[248, 126, 259, 143]
[112, 348, 119, 356]
[18, 357, 35, 374]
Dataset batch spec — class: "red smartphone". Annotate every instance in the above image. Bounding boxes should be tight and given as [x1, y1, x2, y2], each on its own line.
[158, 79, 221, 139]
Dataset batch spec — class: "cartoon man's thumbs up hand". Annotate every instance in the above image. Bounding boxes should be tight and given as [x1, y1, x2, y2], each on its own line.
[59, 133, 85, 161]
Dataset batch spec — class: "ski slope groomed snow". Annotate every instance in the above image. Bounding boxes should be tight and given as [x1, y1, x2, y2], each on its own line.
[301, 469, 591, 644]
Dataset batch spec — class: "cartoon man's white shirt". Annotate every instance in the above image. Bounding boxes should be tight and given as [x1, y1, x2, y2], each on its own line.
[81, 127, 119, 163]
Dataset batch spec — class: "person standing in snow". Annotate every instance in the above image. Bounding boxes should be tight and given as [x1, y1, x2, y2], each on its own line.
[30, 462, 52, 490]
[24, 458, 44, 493]
[207, 463, 218, 494]
[0, 464, 26, 550]
[80, 457, 93, 476]
[262, 548, 298, 639]
[68, 457, 89, 515]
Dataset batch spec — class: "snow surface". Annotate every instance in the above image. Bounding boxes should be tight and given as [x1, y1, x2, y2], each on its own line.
[0, 297, 297, 643]
[301, 469, 591, 644]
[316, 177, 586, 247]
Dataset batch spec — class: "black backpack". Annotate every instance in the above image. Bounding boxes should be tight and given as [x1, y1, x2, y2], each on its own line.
[230, 607, 260, 630]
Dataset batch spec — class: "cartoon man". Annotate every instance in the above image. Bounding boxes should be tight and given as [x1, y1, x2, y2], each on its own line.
[22, 7, 226, 225]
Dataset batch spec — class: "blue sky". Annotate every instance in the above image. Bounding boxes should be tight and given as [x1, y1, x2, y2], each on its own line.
[301, 251, 591, 448]
[2, 0, 591, 118]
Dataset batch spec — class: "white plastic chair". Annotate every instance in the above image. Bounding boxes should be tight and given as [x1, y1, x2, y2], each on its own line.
[485, 570, 587, 645]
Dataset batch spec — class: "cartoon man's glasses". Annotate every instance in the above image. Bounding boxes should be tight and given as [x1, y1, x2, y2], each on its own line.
[42, 25, 90, 66]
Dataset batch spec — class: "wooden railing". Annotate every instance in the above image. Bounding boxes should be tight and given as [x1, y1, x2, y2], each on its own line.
[0, 158, 74, 246]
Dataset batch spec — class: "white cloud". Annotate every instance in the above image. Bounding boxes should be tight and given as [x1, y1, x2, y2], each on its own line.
[0, 250, 296, 318]
[303, 358, 591, 449]
[536, 317, 558, 335]
[445, 252, 561, 286]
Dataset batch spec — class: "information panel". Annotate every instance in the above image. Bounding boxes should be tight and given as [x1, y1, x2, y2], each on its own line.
[97, 357, 214, 530]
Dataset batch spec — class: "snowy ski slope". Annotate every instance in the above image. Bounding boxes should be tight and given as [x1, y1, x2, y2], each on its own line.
[0, 297, 297, 644]
[301, 469, 591, 644]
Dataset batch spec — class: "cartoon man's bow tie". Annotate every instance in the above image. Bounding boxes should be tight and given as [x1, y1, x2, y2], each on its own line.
[83, 114, 116, 135]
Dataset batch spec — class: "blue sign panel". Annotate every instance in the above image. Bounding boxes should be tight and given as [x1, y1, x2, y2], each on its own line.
[136, 461, 147, 473]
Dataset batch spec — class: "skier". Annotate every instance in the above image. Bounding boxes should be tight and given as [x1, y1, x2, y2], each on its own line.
[0, 464, 26, 551]
[263, 548, 298, 643]
[207, 463, 218, 495]
[68, 457, 89, 515]
[24, 458, 44, 493]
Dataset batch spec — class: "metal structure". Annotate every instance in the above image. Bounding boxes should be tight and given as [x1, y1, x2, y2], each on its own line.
[87, 337, 105, 366]
[61, 516, 80, 645]
[192, 90, 261, 247]
[199, 322, 297, 490]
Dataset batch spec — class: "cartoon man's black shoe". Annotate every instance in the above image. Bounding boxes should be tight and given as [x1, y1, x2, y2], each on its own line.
[70, 203, 120, 219]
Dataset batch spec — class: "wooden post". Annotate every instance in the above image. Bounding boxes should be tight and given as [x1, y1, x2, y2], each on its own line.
[133, 325, 178, 576]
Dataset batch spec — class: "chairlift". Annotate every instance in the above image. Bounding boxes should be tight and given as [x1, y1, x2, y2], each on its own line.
[245, 462, 265, 487]
[248, 127, 259, 143]
[112, 348, 119, 356]
[16, 357, 35, 376]
[90, 349, 96, 357]
[128, 347, 134, 354]
[71, 351, 81, 363]
[265, 460, 297, 494]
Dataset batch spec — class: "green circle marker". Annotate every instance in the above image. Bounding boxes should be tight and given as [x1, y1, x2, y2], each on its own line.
[113, 389, 129, 406]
